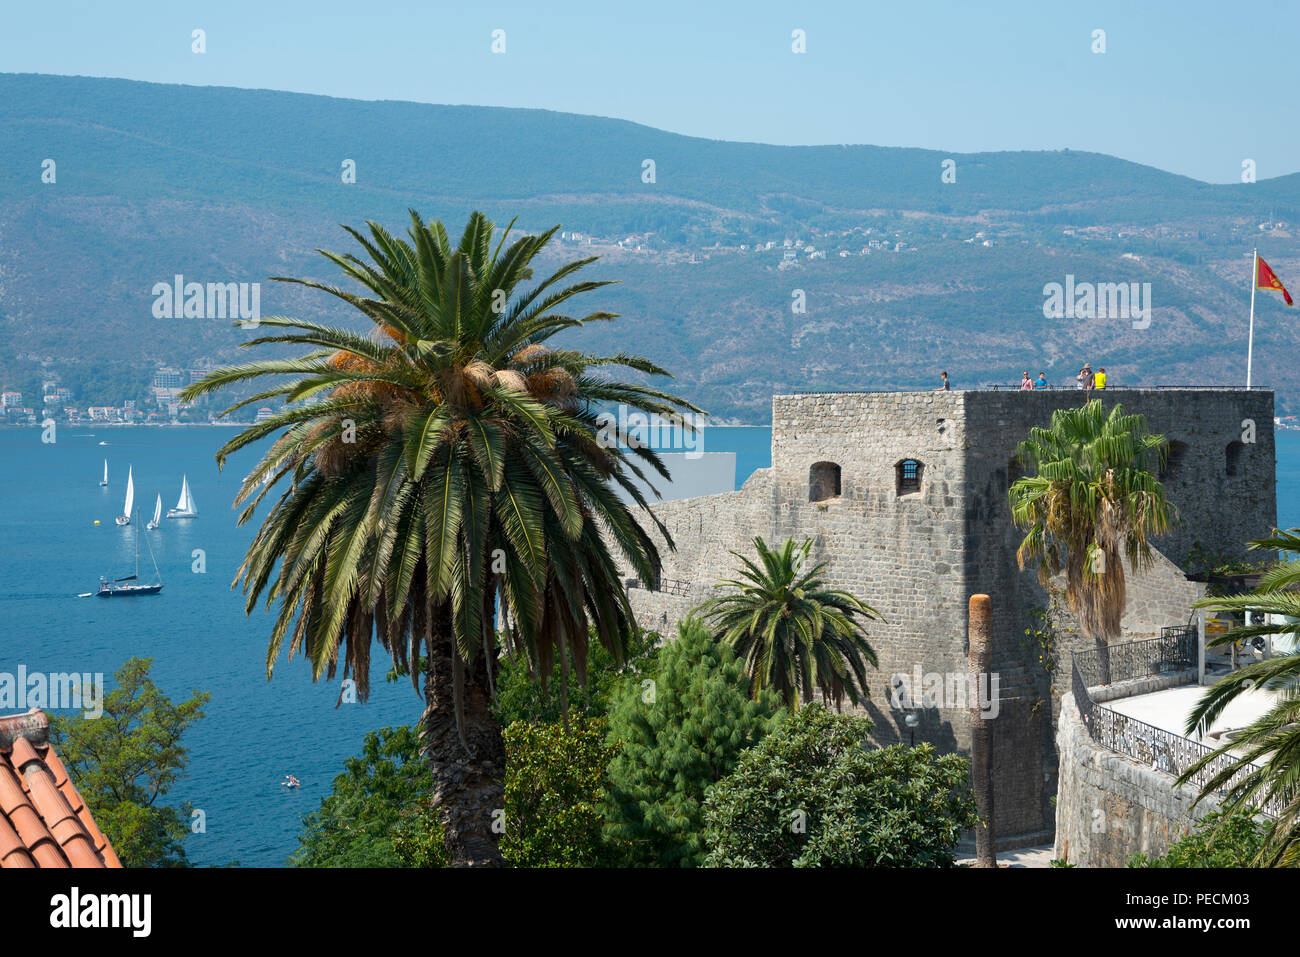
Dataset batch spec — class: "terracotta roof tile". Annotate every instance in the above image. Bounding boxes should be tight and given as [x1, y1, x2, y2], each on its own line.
[42, 748, 122, 867]
[0, 709, 121, 868]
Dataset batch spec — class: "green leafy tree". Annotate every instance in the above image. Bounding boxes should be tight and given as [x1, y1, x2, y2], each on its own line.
[391, 800, 448, 867]
[603, 618, 780, 867]
[1128, 810, 1268, 868]
[1178, 528, 1300, 865]
[1186, 542, 1277, 595]
[48, 657, 209, 868]
[1008, 399, 1175, 684]
[696, 537, 880, 708]
[292, 725, 447, 867]
[494, 625, 661, 726]
[703, 704, 976, 867]
[179, 211, 700, 865]
[501, 718, 615, 867]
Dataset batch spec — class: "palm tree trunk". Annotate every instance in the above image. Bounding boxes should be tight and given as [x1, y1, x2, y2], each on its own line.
[421, 631, 506, 867]
[1095, 635, 1112, 686]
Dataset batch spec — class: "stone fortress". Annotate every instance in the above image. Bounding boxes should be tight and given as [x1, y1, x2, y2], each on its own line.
[622, 388, 1277, 845]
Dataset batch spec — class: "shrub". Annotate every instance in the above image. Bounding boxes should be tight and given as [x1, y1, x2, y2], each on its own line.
[494, 627, 661, 725]
[703, 704, 977, 867]
[604, 618, 780, 866]
[1128, 810, 1267, 868]
[502, 718, 616, 867]
[292, 725, 448, 868]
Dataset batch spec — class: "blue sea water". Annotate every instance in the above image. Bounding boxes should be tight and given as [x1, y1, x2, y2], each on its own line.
[0, 424, 1295, 866]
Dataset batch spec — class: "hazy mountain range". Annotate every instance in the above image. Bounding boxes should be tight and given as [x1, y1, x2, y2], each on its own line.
[2, 72, 1298, 421]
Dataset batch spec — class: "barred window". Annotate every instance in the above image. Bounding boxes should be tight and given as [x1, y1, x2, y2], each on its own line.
[897, 459, 922, 495]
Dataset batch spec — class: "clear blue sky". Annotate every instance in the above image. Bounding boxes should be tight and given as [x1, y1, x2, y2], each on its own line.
[3, 0, 1295, 184]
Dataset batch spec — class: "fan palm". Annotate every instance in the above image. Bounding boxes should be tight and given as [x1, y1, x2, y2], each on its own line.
[1008, 399, 1175, 684]
[180, 210, 701, 866]
[1177, 528, 1300, 865]
[696, 537, 880, 709]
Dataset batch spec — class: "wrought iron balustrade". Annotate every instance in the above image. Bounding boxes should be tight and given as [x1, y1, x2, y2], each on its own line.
[1071, 630, 1282, 818]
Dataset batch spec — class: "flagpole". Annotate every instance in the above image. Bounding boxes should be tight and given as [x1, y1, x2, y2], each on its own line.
[1247, 248, 1257, 390]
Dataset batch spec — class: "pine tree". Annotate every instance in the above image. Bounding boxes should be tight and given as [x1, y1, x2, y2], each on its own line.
[603, 618, 781, 867]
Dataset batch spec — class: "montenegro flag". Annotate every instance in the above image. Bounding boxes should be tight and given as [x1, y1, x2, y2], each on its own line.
[1257, 255, 1294, 305]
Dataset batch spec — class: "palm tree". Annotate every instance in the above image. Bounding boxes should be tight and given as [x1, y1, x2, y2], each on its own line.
[1008, 399, 1175, 685]
[180, 210, 701, 866]
[1178, 529, 1300, 865]
[696, 536, 880, 709]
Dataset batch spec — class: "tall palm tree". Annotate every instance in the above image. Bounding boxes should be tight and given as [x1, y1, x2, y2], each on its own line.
[180, 210, 700, 866]
[1008, 399, 1175, 684]
[696, 537, 880, 709]
[1178, 528, 1300, 865]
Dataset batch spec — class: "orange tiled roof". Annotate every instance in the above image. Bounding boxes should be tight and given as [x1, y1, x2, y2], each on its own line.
[0, 709, 122, 868]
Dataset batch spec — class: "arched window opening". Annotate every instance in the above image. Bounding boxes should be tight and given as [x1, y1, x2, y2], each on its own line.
[809, 461, 841, 502]
[1007, 455, 1024, 489]
[1160, 441, 1189, 482]
[1225, 441, 1245, 478]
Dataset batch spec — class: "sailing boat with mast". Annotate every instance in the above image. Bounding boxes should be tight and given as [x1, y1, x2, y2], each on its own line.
[99, 460, 108, 487]
[115, 466, 134, 526]
[146, 494, 162, 531]
[166, 474, 198, 519]
[96, 512, 163, 597]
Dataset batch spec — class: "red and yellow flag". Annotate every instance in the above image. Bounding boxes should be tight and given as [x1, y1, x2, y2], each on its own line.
[1257, 255, 1294, 306]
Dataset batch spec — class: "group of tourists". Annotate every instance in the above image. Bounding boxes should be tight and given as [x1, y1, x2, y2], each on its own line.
[934, 366, 1111, 391]
[1074, 364, 1107, 390]
[1015, 365, 1107, 391]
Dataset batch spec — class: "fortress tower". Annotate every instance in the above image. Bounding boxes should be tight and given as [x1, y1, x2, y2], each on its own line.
[623, 388, 1277, 844]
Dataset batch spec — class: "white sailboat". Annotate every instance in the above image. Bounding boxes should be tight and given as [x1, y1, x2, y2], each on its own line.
[147, 494, 162, 530]
[99, 459, 108, 487]
[166, 474, 198, 519]
[115, 467, 134, 526]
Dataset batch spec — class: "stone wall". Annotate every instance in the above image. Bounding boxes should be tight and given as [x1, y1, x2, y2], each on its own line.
[619, 388, 1275, 844]
[1054, 691, 1220, 867]
[962, 388, 1276, 575]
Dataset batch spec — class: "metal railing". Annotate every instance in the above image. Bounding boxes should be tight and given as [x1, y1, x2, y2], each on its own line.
[1071, 631, 1282, 818]
[782, 385, 1270, 396]
[626, 576, 694, 597]
[1072, 626, 1196, 687]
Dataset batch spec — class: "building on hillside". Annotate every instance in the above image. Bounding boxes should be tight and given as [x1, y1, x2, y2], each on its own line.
[620, 388, 1277, 847]
[1, 392, 21, 409]
[0, 709, 123, 867]
[152, 368, 185, 390]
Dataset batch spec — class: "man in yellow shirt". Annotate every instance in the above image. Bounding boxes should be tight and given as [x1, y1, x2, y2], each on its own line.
[1095, 367, 1107, 389]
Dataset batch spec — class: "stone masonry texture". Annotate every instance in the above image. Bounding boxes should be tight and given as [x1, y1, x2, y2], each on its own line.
[620, 389, 1276, 842]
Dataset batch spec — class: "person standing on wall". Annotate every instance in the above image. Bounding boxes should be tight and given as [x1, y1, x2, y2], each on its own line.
[1095, 367, 1107, 389]
[1019, 371, 1034, 391]
[1034, 372, 1049, 390]
[1077, 363, 1094, 390]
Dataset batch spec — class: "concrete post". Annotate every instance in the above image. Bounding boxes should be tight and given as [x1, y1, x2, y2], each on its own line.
[1197, 607, 1206, 686]
[968, 594, 996, 867]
